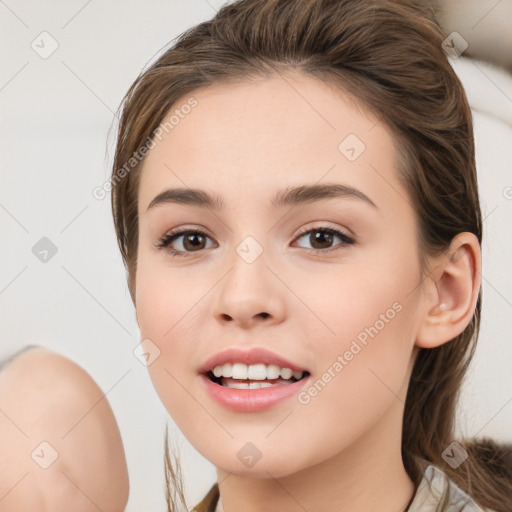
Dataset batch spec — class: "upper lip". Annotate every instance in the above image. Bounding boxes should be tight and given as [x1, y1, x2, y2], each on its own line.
[199, 347, 309, 374]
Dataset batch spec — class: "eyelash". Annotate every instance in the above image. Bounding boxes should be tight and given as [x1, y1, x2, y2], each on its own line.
[156, 225, 355, 258]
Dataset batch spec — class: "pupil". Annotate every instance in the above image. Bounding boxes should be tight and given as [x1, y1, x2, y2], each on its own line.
[185, 233, 204, 250]
[312, 231, 332, 249]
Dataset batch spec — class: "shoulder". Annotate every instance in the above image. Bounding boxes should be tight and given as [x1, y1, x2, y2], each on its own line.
[0, 346, 129, 512]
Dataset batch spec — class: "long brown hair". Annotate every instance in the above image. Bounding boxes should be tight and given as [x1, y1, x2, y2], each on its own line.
[110, 1, 512, 510]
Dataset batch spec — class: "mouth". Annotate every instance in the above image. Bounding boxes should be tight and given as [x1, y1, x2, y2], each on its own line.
[205, 363, 311, 390]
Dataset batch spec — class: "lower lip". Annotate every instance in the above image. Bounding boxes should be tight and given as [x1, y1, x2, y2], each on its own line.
[200, 373, 311, 412]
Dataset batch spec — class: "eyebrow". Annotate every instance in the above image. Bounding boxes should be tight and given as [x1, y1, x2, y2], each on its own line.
[146, 183, 377, 212]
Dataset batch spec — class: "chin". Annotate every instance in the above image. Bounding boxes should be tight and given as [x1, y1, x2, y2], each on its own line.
[207, 447, 309, 479]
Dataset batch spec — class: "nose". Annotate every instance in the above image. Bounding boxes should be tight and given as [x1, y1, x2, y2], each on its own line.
[212, 244, 286, 329]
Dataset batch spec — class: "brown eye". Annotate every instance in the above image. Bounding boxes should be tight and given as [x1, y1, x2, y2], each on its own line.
[309, 230, 334, 250]
[157, 229, 215, 256]
[294, 227, 354, 253]
[181, 232, 207, 251]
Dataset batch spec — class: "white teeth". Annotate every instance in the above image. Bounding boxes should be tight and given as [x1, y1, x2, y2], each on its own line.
[280, 367, 292, 379]
[222, 363, 232, 377]
[231, 363, 248, 379]
[213, 363, 233, 378]
[226, 381, 275, 389]
[251, 381, 273, 389]
[210, 363, 305, 381]
[247, 363, 267, 380]
[266, 364, 281, 379]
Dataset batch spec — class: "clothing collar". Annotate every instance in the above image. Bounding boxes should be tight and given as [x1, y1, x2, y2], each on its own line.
[408, 464, 487, 512]
[212, 464, 490, 512]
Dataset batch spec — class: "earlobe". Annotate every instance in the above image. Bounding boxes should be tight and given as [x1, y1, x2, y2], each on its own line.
[416, 233, 481, 349]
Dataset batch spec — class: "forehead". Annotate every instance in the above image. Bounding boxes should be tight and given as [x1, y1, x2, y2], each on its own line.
[137, 71, 405, 215]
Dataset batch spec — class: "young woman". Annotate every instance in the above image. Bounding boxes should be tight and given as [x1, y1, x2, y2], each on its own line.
[107, 0, 512, 512]
[108, 0, 512, 511]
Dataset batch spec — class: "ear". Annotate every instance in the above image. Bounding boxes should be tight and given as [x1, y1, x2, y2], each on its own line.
[415, 232, 481, 349]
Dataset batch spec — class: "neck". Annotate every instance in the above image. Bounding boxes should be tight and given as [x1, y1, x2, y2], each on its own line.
[216, 399, 415, 512]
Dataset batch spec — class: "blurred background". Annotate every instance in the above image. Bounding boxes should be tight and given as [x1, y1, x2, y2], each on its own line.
[1, 1, 511, 511]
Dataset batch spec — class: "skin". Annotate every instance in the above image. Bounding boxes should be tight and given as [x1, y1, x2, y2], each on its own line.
[0, 347, 129, 512]
[135, 71, 481, 512]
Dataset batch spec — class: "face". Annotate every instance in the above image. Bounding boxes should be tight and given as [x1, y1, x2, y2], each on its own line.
[135, 71, 427, 478]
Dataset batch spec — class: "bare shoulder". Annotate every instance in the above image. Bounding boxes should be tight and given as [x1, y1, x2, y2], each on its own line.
[0, 346, 129, 512]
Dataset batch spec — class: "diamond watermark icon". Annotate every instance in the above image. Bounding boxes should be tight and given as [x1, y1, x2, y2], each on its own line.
[338, 133, 366, 161]
[442, 32, 468, 59]
[32, 237, 58, 263]
[442, 441, 468, 469]
[237, 442, 263, 468]
[236, 236, 263, 264]
[31, 441, 59, 469]
[133, 338, 161, 366]
[31, 31, 59, 59]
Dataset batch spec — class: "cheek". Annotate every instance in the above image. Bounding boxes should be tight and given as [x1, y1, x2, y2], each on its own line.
[288, 252, 417, 357]
[135, 249, 204, 339]
[287, 252, 419, 418]
[134, 251, 213, 422]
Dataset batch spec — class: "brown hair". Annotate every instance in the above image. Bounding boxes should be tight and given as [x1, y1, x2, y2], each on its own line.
[110, 0, 512, 510]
